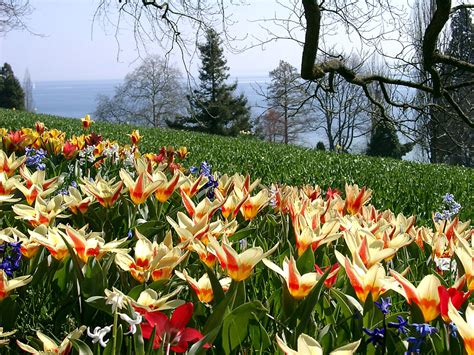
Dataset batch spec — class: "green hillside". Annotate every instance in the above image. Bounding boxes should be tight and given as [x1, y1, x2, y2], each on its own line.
[1, 108, 472, 224]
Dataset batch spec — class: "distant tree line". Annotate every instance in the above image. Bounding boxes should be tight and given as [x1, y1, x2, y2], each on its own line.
[96, 29, 252, 136]
[94, 1, 473, 165]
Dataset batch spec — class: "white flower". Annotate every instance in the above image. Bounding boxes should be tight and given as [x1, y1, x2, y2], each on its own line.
[87, 325, 112, 348]
[435, 257, 457, 272]
[119, 311, 143, 335]
[104, 288, 127, 312]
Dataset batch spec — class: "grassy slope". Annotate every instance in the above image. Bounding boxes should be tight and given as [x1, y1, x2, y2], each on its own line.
[1, 108, 473, 224]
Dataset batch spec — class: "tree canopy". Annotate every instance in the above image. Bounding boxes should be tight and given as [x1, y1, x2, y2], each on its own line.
[169, 29, 251, 136]
[0, 62, 24, 110]
[95, 55, 187, 128]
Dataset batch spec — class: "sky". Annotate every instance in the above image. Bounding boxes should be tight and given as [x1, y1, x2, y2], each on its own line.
[0, 0, 307, 82]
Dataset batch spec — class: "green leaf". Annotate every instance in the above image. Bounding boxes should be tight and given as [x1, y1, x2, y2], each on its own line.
[70, 339, 94, 355]
[204, 263, 225, 304]
[145, 324, 157, 355]
[188, 326, 220, 355]
[202, 280, 241, 344]
[228, 227, 256, 241]
[329, 288, 359, 320]
[221, 301, 267, 354]
[81, 258, 106, 299]
[293, 267, 330, 337]
[85, 296, 112, 316]
[248, 315, 271, 351]
[410, 302, 425, 324]
[52, 258, 71, 292]
[103, 325, 123, 355]
[296, 246, 315, 274]
[133, 322, 146, 355]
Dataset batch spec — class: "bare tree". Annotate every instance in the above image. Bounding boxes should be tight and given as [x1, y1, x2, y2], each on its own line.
[305, 55, 374, 152]
[95, 55, 187, 127]
[297, 1, 474, 129]
[22, 68, 33, 112]
[255, 108, 282, 143]
[97, 1, 474, 144]
[255, 60, 312, 144]
[0, 0, 31, 34]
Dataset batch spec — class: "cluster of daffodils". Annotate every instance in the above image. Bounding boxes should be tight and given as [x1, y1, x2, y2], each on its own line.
[0, 120, 472, 354]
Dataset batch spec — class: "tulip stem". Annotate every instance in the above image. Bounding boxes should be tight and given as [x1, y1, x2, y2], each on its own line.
[112, 308, 118, 354]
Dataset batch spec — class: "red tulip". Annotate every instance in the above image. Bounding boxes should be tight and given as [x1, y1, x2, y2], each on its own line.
[140, 303, 209, 353]
[438, 277, 471, 323]
[314, 262, 340, 288]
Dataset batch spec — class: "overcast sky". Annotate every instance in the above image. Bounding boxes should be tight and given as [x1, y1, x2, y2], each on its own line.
[0, 0, 310, 82]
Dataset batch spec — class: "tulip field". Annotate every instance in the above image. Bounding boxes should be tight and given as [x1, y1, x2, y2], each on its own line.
[0, 109, 473, 354]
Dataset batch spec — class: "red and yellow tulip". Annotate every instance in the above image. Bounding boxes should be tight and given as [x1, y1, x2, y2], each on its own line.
[115, 231, 186, 283]
[16, 327, 86, 355]
[30, 226, 71, 261]
[152, 170, 182, 203]
[335, 251, 389, 303]
[132, 288, 184, 313]
[120, 169, 160, 205]
[448, 301, 474, 354]
[263, 256, 321, 299]
[208, 236, 278, 282]
[344, 184, 372, 215]
[81, 114, 93, 129]
[390, 270, 441, 322]
[80, 175, 123, 208]
[19, 166, 59, 190]
[176, 270, 231, 303]
[64, 225, 129, 263]
[179, 174, 208, 198]
[240, 189, 269, 221]
[0, 150, 26, 177]
[128, 129, 141, 145]
[181, 189, 222, 221]
[0, 270, 32, 301]
[63, 187, 93, 215]
[12, 196, 67, 227]
[0, 172, 18, 196]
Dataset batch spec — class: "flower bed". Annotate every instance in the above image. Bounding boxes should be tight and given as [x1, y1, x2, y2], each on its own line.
[0, 119, 472, 354]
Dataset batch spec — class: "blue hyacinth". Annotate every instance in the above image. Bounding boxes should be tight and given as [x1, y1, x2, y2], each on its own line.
[25, 147, 47, 171]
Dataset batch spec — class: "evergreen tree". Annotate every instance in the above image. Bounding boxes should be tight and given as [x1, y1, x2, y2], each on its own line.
[367, 121, 413, 159]
[169, 29, 251, 136]
[0, 63, 25, 110]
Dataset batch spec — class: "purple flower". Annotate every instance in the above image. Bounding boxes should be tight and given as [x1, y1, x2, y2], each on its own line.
[406, 336, 424, 353]
[195, 160, 219, 199]
[435, 193, 461, 222]
[388, 316, 408, 334]
[374, 297, 391, 315]
[363, 327, 385, 346]
[411, 323, 437, 337]
[449, 322, 458, 338]
[443, 193, 454, 204]
[25, 147, 47, 171]
[0, 242, 22, 277]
